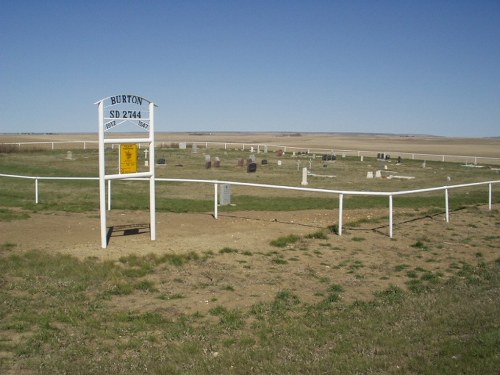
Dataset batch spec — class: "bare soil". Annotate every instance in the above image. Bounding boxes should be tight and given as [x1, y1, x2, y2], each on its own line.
[1, 206, 498, 316]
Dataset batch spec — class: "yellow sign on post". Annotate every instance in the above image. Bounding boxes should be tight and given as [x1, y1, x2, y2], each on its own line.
[120, 144, 138, 174]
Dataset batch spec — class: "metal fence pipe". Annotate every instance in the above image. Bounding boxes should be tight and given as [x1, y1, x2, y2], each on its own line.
[389, 195, 393, 238]
[338, 193, 344, 236]
[445, 188, 449, 223]
[214, 183, 218, 219]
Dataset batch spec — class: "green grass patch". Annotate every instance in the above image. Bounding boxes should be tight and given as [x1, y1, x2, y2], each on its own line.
[270, 234, 301, 248]
[0, 249, 498, 374]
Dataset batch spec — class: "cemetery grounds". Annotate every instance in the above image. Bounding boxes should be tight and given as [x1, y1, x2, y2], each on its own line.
[0, 133, 499, 374]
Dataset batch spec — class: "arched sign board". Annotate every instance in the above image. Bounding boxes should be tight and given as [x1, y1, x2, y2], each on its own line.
[95, 95, 157, 248]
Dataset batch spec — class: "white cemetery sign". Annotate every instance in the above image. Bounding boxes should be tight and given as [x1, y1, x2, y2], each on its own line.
[95, 94, 157, 248]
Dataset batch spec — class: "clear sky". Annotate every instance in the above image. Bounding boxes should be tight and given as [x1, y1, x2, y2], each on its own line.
[1, 0, 499, 137]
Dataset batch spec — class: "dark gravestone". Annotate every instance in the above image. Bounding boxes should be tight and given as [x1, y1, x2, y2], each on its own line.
[157, 158, 166, 165]
[261, 159, 268, 165]
[247, 163, 257, 173]
[237, 159, 244, 167]
[205, 161, 212, 169]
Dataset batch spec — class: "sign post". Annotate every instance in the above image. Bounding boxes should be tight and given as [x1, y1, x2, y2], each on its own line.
[95, 94, 157, 248]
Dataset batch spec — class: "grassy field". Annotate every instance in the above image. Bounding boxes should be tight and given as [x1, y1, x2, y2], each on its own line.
[1, 139, 499, 374]
[1, 145, 499, 213]
[0, 235, 498, 374]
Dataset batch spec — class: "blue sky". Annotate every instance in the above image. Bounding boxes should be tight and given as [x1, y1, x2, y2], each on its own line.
[1, 1, 499, 137]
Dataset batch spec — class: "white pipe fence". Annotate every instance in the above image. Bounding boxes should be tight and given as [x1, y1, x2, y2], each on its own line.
[1, 173, 498, 238]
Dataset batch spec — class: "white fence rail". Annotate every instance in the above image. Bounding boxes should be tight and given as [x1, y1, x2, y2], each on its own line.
[2, 140, 500, 165]
[1, 173, 498, 238]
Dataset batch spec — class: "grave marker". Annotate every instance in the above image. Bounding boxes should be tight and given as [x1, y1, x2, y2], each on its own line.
[301, 167, 308, 185]
[219, 184, 231, 205]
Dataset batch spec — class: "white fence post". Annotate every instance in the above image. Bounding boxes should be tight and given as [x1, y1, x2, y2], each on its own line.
[489, 183, 492, 211]
[389, 194, 393, 238]
[445, 188, 449, 223]
[35, 178, 39, 204]
[338, 193, 343, 236]
[214, 183, 218, 219]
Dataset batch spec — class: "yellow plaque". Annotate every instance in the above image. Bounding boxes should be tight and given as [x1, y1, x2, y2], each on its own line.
[120, 144, 138, 174]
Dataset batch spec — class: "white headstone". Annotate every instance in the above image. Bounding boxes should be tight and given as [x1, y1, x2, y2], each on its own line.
[179, 142, 187, 149]
[278, 160, 282, 166]
[192, 144, 198, 153]
[422, 161, 426, 168]
[360, 155, 364, 162]
[367, 171, 374, 179]
[301, 167, 308, 185]
[204, 154, 211, 162]
[66, 151, 73, 160]
[219, 184, 231, 205]
[375, 170, 382, 178]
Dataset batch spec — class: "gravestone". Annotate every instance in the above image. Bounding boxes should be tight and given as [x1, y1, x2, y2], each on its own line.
[219, 184, 231, 205]
[261, 159, 268, 165]
[157, 158, 166, 165]
[237, 159, 244, 167]
[214, 157, 220, 168]
[360, 155, 364, 162]
[301, 167, 308, 185]
[247, 163, 257, 173]
[179, 142, 187, 149]
[249, 154, 256, 163]
[375, 170, 382, 178]
[367, 171, 374, 179]
[66, 151, 73, 160]
[192, 144, 198, 153]
[205, 154, 211, 169]
[276, 150, 283, 157]
[277, 160, 282, 166]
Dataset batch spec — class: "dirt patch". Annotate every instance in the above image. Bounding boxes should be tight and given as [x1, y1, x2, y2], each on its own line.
[1, 207, 498, 317]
